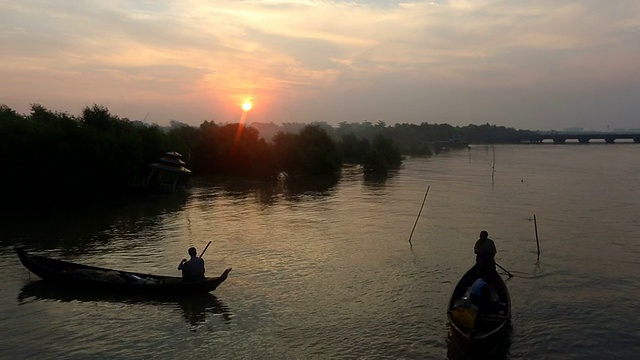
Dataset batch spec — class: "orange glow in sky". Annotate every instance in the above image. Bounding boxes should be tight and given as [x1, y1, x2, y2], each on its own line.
[1, 2, 638, 131]
[232, 108, 250, 153]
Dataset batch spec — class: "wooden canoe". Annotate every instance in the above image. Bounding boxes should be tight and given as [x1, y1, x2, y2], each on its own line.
[16, 247, 231, 295]
[447, 265, 511, 354]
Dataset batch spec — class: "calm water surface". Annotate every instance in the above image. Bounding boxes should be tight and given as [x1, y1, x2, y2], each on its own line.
[1, 145, 639, 359]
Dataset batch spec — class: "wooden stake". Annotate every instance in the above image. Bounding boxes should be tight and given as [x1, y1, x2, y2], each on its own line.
[491, 145, 496, 184]
[409, 186, 430, 246]
[534, 215, 540, 257]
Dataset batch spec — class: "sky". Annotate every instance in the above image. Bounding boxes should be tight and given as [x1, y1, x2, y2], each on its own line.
[1, 0, 639, 131]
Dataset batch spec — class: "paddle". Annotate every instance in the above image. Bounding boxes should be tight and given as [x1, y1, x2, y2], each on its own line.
[496, 262, 513, 278]
[199, 241, 212, 258]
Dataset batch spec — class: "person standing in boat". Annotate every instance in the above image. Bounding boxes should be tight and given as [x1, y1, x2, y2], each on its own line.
[474, 230, 497, 276]
[178, 247, 205, 281]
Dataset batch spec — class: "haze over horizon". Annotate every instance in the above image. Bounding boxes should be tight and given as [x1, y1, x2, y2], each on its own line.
[2, 1, 639, 132]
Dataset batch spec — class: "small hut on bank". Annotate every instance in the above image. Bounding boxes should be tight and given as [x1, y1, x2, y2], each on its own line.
[135, 151, 192, 193]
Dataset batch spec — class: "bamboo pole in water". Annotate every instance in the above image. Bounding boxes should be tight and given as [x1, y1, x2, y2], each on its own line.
[408, 186, 430, 246]
[534, 215, 540, 257]
[491, 145, 496, 184]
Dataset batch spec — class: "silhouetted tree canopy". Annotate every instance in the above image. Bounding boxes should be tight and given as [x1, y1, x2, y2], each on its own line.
[1, 103, 538, 207]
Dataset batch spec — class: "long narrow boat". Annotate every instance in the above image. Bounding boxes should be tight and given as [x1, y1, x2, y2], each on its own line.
[16, 247, 232, 295]
[447, 265, 511, 355]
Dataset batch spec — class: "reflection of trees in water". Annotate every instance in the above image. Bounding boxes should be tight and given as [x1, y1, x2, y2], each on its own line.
[191, 174, 341, 205]
[363, 169, 398, 190]
[284, 174, 340, 200]
[190, 166, 400, 205]
[18, 280, 232, 327]
[2, 192, 189, 252]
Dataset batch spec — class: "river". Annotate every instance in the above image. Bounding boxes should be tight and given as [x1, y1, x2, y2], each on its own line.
[1, 144, 638, 359]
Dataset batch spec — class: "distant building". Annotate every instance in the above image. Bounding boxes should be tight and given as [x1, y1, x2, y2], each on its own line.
[563, 127, 584, 132]
[613, 128, 640, 133]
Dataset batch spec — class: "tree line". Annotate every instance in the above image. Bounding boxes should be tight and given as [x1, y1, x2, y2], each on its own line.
[251, 120, 538, 156]
[1, 103, 534, 207]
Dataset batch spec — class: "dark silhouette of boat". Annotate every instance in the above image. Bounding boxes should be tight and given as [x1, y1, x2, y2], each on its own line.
[16, 247, 232, 295]
[447, 265, 511, 356]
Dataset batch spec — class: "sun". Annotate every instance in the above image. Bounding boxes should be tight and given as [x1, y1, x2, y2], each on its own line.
[242, 101, 253, 112]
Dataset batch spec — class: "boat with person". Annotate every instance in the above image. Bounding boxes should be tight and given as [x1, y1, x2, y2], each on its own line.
[15, 247, 231, 295]
[447, 265, 511, 355]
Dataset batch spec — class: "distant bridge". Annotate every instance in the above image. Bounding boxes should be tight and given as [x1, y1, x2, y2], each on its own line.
[523, 132, 640, 144]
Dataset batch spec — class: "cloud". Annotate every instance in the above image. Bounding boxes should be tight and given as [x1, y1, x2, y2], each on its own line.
[1, 0, 639, 130]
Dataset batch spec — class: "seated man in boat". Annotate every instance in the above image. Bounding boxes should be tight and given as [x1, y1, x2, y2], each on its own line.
[474, 230, 497, 277]
[178, 247, 205, 281]
[469, 271, 505, 315]
[469, 274, 491, 312]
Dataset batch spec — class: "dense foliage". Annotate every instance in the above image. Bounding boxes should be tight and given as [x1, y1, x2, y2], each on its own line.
[1, 103, 533, 206]
[0, 104, 353, 206]
[252, 120, 539, 156]
[1, 104, 180, 207]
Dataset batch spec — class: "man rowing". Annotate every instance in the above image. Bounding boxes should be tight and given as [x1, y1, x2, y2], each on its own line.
[178, 247, 205, 281]
[474, 230, 497, 276]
